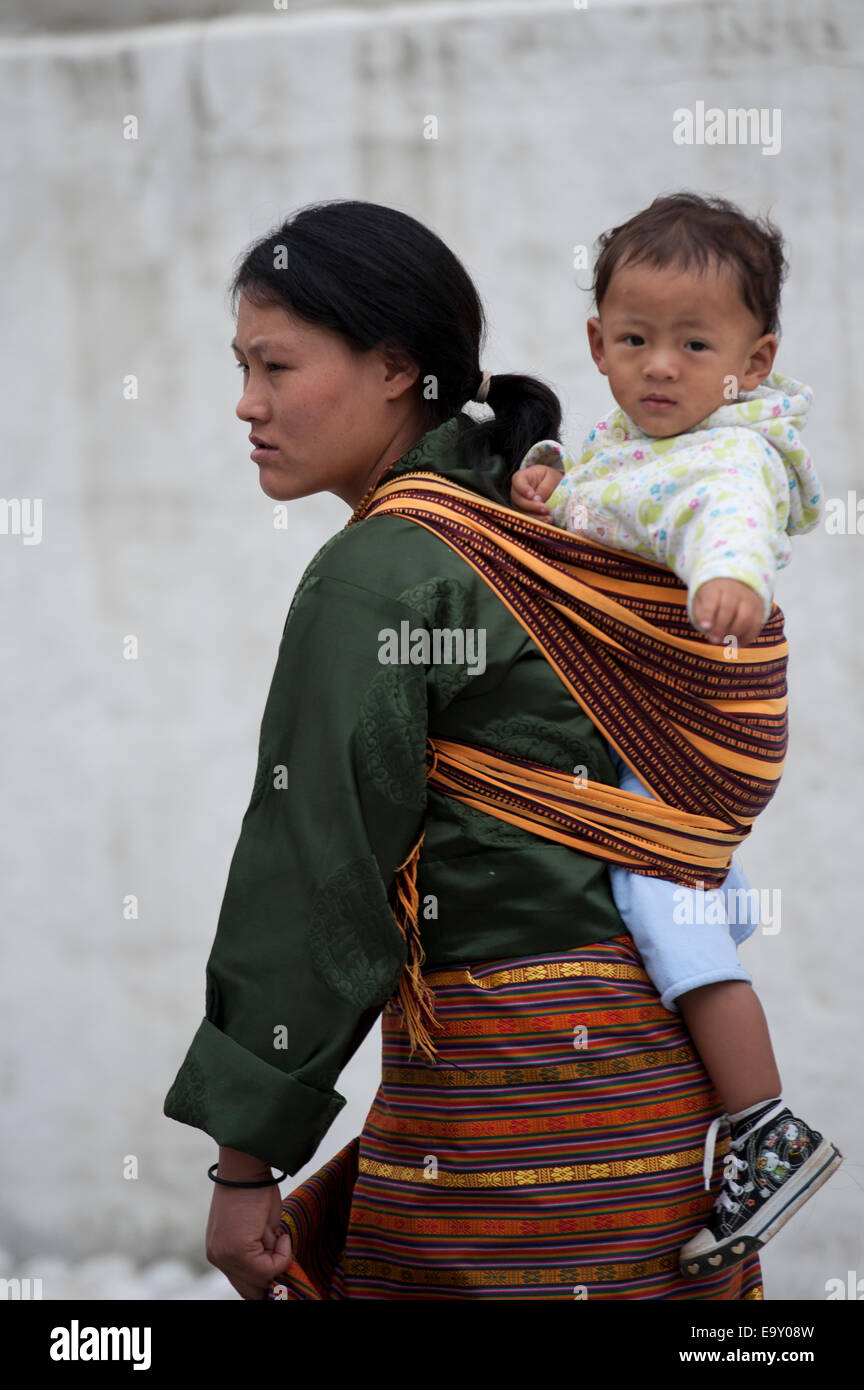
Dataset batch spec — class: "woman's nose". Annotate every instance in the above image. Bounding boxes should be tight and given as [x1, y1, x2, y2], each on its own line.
[236, 384, 267, 422]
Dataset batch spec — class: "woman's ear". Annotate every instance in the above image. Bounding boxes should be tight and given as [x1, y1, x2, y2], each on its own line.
[377, 344, 421, 400]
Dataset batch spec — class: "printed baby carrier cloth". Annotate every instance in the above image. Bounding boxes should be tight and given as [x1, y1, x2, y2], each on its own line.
[346, 471, 789, 1063]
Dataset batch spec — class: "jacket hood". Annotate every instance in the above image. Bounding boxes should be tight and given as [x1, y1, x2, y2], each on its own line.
[701, 370, 822, 533]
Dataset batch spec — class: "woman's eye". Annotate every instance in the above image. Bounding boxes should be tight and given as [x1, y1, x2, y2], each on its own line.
[234, 360, 285, 373]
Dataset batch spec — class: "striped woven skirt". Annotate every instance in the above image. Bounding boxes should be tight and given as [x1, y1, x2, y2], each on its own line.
[268, 933, 763, 1300]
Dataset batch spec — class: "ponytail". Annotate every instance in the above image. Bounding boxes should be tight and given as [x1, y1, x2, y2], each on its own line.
[455, 372, 563, 504]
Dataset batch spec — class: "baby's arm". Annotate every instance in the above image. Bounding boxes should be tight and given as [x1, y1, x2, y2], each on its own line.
[596, 434, 785, 644]
[510, 463, 563, 519]
[664, 443, 782, 642]
[692, 578, 766, 646]
[511, 439, 581, 525]
[513, 432, 786, 646]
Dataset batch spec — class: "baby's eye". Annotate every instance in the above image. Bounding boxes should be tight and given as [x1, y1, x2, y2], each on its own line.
[622, 334, 645, 347]
[235, 361, 248, 371]
[685, 340, 709, 352]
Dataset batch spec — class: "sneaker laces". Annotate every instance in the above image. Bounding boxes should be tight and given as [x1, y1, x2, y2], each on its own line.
[701, 1100, 787, 1191]
[714, 1158, 750, 1212]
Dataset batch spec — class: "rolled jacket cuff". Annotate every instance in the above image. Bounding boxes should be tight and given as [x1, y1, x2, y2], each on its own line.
[163, 1018, 346, 1176]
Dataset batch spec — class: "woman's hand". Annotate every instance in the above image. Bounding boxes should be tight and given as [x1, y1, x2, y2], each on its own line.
[510, 464, 563, 519]
[205, 1149, 295, 1300]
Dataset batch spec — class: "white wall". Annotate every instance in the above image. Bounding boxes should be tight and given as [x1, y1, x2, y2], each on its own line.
[1, 0, 862, 1301]
[0, 0, 429, 36]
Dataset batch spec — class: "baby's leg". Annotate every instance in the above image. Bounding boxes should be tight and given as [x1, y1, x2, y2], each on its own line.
[676, 981, 781, 1115]
[604, 745, 778, 1110]
[606, 744, 842, 1279]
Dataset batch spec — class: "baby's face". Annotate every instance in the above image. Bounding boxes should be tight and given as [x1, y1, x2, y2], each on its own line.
[587, 259, 776, 437]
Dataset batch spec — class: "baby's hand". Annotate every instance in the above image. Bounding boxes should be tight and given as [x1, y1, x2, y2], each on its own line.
[691, 578, 766, 647]
[510, 464, 564, 519]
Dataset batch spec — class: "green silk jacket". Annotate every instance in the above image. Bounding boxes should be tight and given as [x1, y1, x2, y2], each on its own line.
[163, 412, 628, 1174]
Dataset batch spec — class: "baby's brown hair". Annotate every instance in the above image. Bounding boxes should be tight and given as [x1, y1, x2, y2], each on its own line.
[592, 191, 789, 336]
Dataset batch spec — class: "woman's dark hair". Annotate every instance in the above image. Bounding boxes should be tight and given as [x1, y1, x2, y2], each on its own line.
[592, 191, 789, 337]
[229, 200, 561, 498]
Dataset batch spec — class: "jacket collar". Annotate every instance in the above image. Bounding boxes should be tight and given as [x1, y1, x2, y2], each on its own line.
[379, 411, 511, 506]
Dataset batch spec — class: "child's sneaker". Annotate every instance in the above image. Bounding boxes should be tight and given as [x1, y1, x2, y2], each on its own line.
[680, 1099, 843, 1279]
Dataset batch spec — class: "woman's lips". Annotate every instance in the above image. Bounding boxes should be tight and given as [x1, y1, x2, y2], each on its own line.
[250, 438, 279, 461]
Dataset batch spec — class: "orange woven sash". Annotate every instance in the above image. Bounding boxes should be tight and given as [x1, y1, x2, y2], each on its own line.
[349, 472, 789, 1058]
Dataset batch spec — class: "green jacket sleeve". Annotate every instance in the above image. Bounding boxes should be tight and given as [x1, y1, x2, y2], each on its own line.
[163, 570, 432, 1174]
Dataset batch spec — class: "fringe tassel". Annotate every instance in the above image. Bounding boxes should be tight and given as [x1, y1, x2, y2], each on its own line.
[390, 828, 441, 1063]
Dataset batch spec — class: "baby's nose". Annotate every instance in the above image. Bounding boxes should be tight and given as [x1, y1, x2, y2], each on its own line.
[644, 353, 678, 378]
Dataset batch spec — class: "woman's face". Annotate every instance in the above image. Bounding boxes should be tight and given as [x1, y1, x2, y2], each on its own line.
[232, 293, 426, 507]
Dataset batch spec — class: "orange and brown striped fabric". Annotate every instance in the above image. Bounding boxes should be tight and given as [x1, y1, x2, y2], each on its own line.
[353, 471, 789, 1059]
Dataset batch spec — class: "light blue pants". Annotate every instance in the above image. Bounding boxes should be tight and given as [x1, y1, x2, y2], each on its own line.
[606, 747, 758, 1013]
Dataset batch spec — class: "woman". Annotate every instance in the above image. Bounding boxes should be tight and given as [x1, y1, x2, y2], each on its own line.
[163, 199, 764, 1301]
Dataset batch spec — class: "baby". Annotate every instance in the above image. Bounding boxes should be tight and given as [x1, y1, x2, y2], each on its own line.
[510, 192, 841, 1280]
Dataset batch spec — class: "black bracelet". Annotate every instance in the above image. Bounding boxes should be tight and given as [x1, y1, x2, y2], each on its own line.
[208, 1162, 288, 1188]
